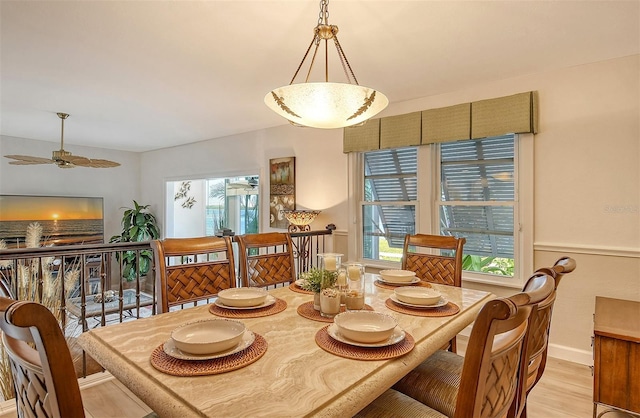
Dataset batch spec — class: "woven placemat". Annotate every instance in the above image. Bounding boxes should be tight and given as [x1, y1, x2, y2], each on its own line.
[209, 298, 287, 318]
[150, 334, 268, 376]
[297, 301, 374, 323]
[385, 298, 460, 317]
[288, 282, 313, 295]
[374, 280, 433, 290]
[315, 326, 414, 361]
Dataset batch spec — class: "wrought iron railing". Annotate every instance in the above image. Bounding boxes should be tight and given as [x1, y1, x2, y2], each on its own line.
[0, 228, 332, 337]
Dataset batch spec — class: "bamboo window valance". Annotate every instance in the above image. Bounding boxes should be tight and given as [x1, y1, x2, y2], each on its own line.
[343, 91, 538, 153]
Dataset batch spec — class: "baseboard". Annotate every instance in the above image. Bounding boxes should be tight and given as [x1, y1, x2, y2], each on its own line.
[547, 343, 593, 366]
[0, 372, 114, 416]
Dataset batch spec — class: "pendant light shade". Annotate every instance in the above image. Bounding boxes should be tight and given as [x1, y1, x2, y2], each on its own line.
[264, 0, 388, 129]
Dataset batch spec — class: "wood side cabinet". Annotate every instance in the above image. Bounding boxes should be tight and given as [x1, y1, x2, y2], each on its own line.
[593, 296, 640, 418]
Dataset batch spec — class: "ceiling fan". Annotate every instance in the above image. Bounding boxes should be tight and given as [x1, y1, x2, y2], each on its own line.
[4, 113, 120, 169]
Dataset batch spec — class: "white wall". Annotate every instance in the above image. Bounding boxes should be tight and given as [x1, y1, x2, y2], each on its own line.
[139, 125, 348, 235]
[0, 135, 140, 239]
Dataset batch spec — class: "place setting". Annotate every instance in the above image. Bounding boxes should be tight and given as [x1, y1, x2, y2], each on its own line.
[288, 278, 314, 295]
[385, 287, 460, 317]
[373, 269, 434, 290]
[209, 287, 287, 318]
[150, 318, 268, 376]
[315, 311, 415, 360]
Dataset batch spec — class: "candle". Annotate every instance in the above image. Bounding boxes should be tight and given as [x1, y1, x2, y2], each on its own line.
[337, 271, 347, 286]
[324, 255, 337, 271]
[348, 265, 361, 280]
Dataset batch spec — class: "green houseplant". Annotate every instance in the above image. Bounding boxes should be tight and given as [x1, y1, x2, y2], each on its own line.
[109, 200, 160, 281]
[299, 267, 337, 310]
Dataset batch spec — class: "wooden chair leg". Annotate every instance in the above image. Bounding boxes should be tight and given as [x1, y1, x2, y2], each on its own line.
[449, 336, 457, 353]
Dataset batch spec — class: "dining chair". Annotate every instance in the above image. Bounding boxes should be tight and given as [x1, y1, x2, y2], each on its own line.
[0, 297, 159, 418]
[0, 296, 85, 417]
[236, 232, 296, 288]
[152, 236, 237, 313]
[517, 257, 576, 418]
[402, 233, 466, 352]
[371, 272, 555, 418]
[354, 283, 545, 418]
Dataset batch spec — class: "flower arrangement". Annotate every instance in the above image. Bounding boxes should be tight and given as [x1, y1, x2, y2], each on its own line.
[299, 267, 337, 293]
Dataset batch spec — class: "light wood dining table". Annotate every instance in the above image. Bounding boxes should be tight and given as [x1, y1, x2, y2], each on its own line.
[78, 274, 492, 418]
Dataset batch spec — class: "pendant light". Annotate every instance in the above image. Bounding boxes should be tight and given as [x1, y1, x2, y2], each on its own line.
[264, 0, 388, 129]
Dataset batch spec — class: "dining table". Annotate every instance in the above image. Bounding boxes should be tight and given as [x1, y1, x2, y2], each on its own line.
[78, 274, 492, 418]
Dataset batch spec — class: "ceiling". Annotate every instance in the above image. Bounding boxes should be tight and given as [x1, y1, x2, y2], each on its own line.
[1, 1, 638, 153]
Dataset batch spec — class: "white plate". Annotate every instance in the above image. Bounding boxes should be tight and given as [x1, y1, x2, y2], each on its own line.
[389, 294, 448, 309]
[377, 277, 421, 286]
[163, 331, 256, 361]
[327, 324, 406, 348]
[214, 295, 276, 310]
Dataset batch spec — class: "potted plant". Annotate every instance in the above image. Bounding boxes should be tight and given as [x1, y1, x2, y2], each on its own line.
[109, 200, 160, 283]
[299, 267, 336, 310]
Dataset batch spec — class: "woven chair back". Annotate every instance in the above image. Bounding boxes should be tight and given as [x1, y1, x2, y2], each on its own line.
[401, 234, 465, 287]
[152, 236, 236, 313]
[236, 232, 296, 288]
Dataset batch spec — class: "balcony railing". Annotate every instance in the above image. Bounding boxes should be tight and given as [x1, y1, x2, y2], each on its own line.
[0, 230, 332, 378]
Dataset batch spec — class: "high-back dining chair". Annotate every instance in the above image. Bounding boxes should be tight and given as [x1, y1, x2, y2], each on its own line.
[402, 233, 466, 352]
[354, 275, 552, 418]
[0, 296, 85, 418]
[517, 257, 576, 417]
[366, 272, 555, 418]
[402, 234, 466, 287]
[236, 232, 296, 288]
[152, 236, 236, 313]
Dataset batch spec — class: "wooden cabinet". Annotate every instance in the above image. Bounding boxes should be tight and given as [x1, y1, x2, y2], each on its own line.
[593, 296, 640, 417]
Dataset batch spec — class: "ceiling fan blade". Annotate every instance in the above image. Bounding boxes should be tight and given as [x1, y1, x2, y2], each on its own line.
[4, 155, 55, 164]
[84, 159, 121, 168]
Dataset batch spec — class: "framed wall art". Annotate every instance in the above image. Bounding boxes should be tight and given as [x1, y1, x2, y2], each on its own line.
[0, 195, 104, 248]
[269, 157, 295, 229]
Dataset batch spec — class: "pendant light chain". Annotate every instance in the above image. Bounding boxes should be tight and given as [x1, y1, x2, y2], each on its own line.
[318, 0, 329, 26]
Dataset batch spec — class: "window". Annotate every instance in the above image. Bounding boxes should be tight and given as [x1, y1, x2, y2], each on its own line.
[438, 135, 516, 277]
[361, 148, 417, 263]
[206, 176, 259, 236]
[165, 175, 259, 238]
[354, 133, 532, 285]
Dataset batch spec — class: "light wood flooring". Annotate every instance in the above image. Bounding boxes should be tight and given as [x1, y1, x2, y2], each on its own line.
[0, 349, 634, 417]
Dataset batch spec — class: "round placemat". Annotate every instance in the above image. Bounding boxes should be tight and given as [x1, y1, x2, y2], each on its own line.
[315, 326, 414, 360]
[374, 280, 433, 290]
[288, 282, 313, 295]
[297, 301, 374, 323]
[150, 333, 268, 376]
[385, 298, 460, 317]
[209, 298, 287, 318]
